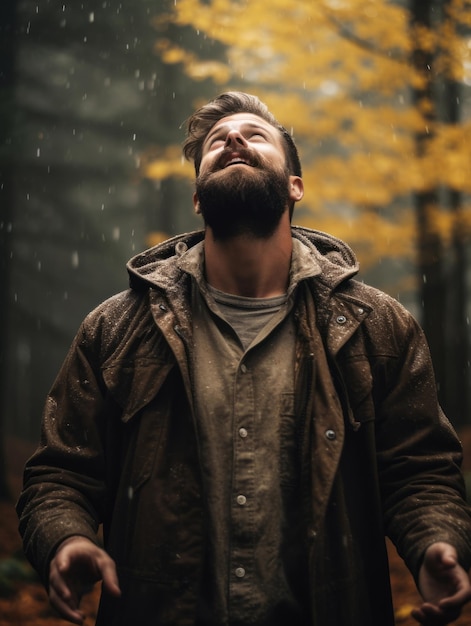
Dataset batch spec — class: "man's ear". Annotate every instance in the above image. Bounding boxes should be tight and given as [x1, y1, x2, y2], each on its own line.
[289, 176, 304, 203]
[193, 191, 201, 215]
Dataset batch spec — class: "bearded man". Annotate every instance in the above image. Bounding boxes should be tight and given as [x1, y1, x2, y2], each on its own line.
[17, 92, 471, 626]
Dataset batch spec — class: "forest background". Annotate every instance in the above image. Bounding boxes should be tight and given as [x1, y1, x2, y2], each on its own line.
[1, 0, 471, 623]
[1, 0, 471, 551]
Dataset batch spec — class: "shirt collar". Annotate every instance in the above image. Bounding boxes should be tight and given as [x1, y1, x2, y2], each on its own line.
[177, 237, 321, 297]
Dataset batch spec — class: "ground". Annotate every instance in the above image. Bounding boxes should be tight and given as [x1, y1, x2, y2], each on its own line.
[2, 433, 471, 626]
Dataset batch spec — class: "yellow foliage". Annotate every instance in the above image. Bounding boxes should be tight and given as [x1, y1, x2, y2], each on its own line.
[143, 145, 194, 181]
[297, 206, 416, 270]
[146, 231, 172, 248]
[156, 0, 415, 93]
[155, 39, 231, 83]
[421, 122, 471, 193]
[147, 0, 471, 270]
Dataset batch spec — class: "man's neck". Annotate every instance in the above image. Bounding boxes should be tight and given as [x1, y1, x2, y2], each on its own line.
[203, 219, 293, 298]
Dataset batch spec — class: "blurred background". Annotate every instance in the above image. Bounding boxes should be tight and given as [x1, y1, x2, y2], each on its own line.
[1, 0, 471, 623]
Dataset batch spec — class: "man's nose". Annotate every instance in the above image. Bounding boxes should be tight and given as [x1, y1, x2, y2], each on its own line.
[224, 129, 247, 148]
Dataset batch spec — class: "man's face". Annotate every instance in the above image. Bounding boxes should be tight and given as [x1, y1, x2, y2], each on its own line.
[194, 113, 297, 240]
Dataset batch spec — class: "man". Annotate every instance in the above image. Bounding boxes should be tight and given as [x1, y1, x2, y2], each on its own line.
[17, 92, 471, 626]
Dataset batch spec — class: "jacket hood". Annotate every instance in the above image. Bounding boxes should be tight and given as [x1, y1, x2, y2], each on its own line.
[126, 226, 359, 293]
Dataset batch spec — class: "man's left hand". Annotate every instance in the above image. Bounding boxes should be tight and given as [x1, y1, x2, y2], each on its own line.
[411, 542, 471, 625]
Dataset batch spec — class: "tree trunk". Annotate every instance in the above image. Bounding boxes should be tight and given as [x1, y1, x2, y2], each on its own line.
[0, 0, 17, 501]
[410, 0, 448, 406]
[439, 2, 470, 428]
[447, 187, 470, 427]
[410, 0, 469, 428]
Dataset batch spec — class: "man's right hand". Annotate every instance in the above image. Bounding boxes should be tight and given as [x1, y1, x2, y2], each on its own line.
[48, 536, 121, 625]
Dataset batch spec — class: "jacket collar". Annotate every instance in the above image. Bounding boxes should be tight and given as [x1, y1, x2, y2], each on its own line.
[126, 226, 360, 295]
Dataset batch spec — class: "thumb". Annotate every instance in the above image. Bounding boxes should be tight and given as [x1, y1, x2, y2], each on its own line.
[425, 542, 458, 569]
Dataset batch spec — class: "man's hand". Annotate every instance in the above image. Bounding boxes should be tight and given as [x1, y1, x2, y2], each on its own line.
[411, 542, 471, 625]
[48, 536, 121, 625]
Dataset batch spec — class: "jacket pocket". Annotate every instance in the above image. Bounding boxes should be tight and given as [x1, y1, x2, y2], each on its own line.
[102, 357, 174, 423]
[108, 367, 202, 579]
[102, 357, 175, 492]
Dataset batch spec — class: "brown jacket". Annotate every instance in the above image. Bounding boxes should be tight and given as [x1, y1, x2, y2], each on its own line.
[17, 227, 471, 626]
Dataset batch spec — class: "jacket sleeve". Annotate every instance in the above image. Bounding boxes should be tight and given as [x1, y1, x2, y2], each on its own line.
[373, 307, 471, 581]
[16, 319, 109, 585]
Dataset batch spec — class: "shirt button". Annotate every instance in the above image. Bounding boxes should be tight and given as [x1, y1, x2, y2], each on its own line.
[235, 567, 246, 578]
[236, 494, 247, 506]
[325, 429, 336, 441]
[239, 427, 248, 438]
[240, 363, 248, 373]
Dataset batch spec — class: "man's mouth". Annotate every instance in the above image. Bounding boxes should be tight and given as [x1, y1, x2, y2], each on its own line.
[215, 148, 259, 170]
[224, 157, 252, 168]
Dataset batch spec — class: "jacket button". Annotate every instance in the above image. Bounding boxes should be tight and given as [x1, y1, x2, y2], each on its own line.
[336, 315, 347, 324]
[325, 429, 336, 441]
[235, 567, 246, 578]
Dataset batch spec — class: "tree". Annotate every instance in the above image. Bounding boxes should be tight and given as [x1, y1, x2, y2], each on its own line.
[2, 0, 215, 445]
[150, 0, 471, 426]
[0, 0, 18, 500]
[410, 0, 471, 425]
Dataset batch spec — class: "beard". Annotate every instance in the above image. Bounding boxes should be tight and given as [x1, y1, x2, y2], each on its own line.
[195, 153, 291, 241]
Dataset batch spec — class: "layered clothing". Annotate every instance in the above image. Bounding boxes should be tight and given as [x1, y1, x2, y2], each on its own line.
[17, 227, 471, 626]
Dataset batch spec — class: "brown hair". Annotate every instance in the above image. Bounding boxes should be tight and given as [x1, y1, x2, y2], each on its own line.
[183, 92, 302, 178]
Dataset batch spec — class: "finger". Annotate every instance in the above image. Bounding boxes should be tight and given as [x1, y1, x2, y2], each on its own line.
[49, 587, 85, 625]
[49, 559, 86, 621]
[99, 559, 121, 597]
[439, 587, 471, 609]
[49, 562, 74, 603]
[411, 603, 446, 626]
[411, 604, 461, 626]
